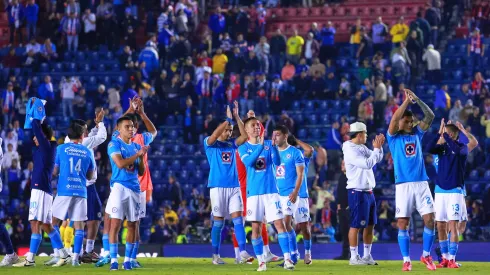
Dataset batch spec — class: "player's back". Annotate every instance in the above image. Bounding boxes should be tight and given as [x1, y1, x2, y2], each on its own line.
[238, 140, 278, 197]
[204, 137, 239, 188]
[387, 126, 428, 184]
[108, 137, 142, 193]
[56, 143, 94, 198]
[276, 146, 304, 196]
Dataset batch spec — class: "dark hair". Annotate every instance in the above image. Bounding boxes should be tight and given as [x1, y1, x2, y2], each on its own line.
[67, 122, 85, 139]
[71, 119, 87, 127]
[243, 117, 258, 127]
[402, 110, 413, 118]
[445, 124, 460, 136]
[287, 135, 297, 146]
[41, 122, 54, 140]
[350, 132, 363, 139]
[116, 116, 133, 126]
[126, 113, 140, 125]
[274, 125, 289, 135]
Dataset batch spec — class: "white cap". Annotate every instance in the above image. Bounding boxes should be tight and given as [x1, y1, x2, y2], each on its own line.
[349, 122, 367, 134]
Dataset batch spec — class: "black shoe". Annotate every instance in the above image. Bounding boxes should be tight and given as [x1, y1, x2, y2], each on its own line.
[334, 255, 350, 260]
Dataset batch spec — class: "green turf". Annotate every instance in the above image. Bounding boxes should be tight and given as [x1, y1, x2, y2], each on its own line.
[1, 257, 489, 274]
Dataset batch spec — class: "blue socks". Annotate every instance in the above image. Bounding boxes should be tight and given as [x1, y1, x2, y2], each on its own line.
[103, 233, 110, 255]
[48, 229, 63, 249]
[74, 230, 84, 256]
[232, 217, 246, 252]
[440, 239, 449, 257]
[131, 241, 139, 260]
[422, 227, 435, 256]
[29, 233, 42, 254]
[0, 223, 14, 254]
[288, 230, 298, 261]
[449, 242, 458, 259]
[278, 232, 291, 256]
[398, 229, 410, 258]
[251, 237, 264, 260]
[211, 220, 224, 255]
[125, 242, 135, 261]
[110, 243, 118, 261]
[304, 239, 312, 252]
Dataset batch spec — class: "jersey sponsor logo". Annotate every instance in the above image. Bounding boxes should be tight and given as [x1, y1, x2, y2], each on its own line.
[221, 152, 232, 164]
[255, 157, 266, 171]
[109, 142, 114, 148]
[275, 164, 285, 178]
[405, 143, 416, 157]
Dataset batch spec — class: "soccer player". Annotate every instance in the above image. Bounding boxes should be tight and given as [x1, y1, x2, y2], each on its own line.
[429, 120, 478, 268]
[14, 116, 71, 267]
[232, 110, 282, 264]
[287, 135, 314, 265]
[127, 99, 157, 268]
[272, 125, 305, 265]
[238, 117, 295, 271]
[387, 89, 436, 271]
[50, 121, 96, 266]
[205, 102, 253, 265]
[0, 137, 20, 267]
[106, 116, 148, 271]
[342, 122, 384, 265]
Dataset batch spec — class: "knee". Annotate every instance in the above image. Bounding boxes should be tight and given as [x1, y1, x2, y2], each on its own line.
[397, 219, 410, 230]
[425, 218, 435, 230]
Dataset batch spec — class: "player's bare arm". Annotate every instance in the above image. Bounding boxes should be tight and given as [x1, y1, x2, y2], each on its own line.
[388, 90, 412, 135]
[295, 138, 314, 158]
[456, 121, 479, 152]
[137, 155, 146, 176]
[407, 90, 434, 131]
[233, 101, 248, 146]
[52, 165, 59, 177]
[87, 169, 95, 180]
[290, 165, 305, 204]
[111, 146, 147, 169]
[136, 99, 158, 139]
[206, 106, 233, 146]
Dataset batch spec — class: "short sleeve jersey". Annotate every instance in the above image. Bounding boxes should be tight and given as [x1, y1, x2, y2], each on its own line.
[55, 143, 95, 198]
[275, 146, 305, 196]
[204, 137, 239, 188]
[108, 137, 142, 193]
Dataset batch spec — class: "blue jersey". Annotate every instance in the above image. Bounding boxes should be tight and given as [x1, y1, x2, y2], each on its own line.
[55, 143, 95, 198]
[204, 137, 239, 188]
[387, 126, 428, 184]
[108, 137, 142, 193]
[275, 146, 305, 196]
[238, 140, 281, 197]
[299, 149, 313, 198]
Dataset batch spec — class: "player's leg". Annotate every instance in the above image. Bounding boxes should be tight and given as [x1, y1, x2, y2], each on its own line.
[72, 221, 85, 266]
[347, 190, 367, 265]
[395, 183, 414, 271]
[361, 192, 378, 265]
[266, 194, 294, 270]
[229, 187, 253, 264]
[69, 197, 88, 266]
[131, 191, 146, 268]
[232, 186, 247, 262]
[416, 182, 436, 270]
[95, 211, 112, 267]
[446, 194, 464, 268]
[0, 222, 19, 266]
[105, 183, 125, 270]
[124, 221, 137, 270]
[82, 184, 102, 264]
[209, 188, 226, 264]
[246, 195, 267, 270]
[121, 188, 141, 270]
[262, 221, 283, 262]
[280, 196, 299, 263]
[294, 199, 312, 265]
[434, 193, 449, 267]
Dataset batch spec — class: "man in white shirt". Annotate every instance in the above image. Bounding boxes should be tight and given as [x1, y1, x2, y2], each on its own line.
[342, 122, 384, 266]
[59, 77, 81, 117]
[82, 8, 96, 50]
[422, 44, 441, 83]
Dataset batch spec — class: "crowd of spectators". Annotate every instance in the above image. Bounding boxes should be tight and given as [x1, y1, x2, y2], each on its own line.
[0, 0, 489, 251]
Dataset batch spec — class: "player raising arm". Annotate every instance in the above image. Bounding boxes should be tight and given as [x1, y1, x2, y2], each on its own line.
[238, 117, 295, 271]
[205, 101, 252, 265]
[387, 89, 437, 272]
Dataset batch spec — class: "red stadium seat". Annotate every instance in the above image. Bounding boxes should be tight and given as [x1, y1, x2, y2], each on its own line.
[349, 7, 358, 16]
[336, 7, 345, 16]
[284, 8, 296, 17]
[339, 22, 348, 31]
[375, 7, 383, 16]
[323, 7, 333, 16]
[311, 7, 321, 16]
[298, 8, 309, 17]
[360, 7, 370, 16]
[397, 6, 407, 15]
[385, 6, 395, 15]
[289, 23, 299, 31]
[274, 8, 284, 17]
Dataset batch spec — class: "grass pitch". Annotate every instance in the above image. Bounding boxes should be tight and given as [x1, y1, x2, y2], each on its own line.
[1, 257, 489, 274]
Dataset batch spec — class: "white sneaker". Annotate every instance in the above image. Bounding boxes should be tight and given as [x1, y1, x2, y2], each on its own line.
[264, 252, 283, 263]
[362, 254, 378, 265]
[13, 258, 35, 267]
[239, 251, 254, 264]
[283, 259, 295, 270]
[0, 253, 20, 267]
[304, 253, 312, 265]
[44, 257, 60, 266]
[52, 255, 72, 267]
[72, 261, 81, 267]
[349, 255, 368, 266]
[257, 262, 267, 272]
[212, 254, 225, 265]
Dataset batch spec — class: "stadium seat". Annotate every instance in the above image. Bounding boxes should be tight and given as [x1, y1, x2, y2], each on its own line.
[185, 144, 196, 156]
[63, 51, 72, 61]
[298, 129, 307, 139]
[305, 100, 315, 110]
[153, 170, 162, 179]
[311, 128, 321, 138]
[307, 114, 318, 125]
[319, 100, 328, 109]
[47, 117, 57, 126]
[180, 170, 190, 181]
[166, 115, 176, 126]
[292, 114, 304, 124]
[97, 63, 106, 72]
[171, 144, 181, 154]
[311, 7, 321, 16]
[292, 100, 301, 111]
[200, 159, 209, 170]
[53, 62, 63, 72]
[31, 76, 40, 86]
[67, 62, 77, 72]
[169, 130, 178, 140]
[40, 63, 49, 72]
[112, 63, 120, 71]
[147, 159, 154, 169]
[158, 159, 167, 171]
[484, 170, 490, 180]
[194, 169, 204, 180]
[323, 7, 333, 16]
[76, 51, 85, 61]
[320, 114, 330, 125]
[185, 159, 196, 171]
[469, 170, 479, 180]
[89, 51, 99, 61]
[298, 8, 308, 17]
[170, 159, 181, 171]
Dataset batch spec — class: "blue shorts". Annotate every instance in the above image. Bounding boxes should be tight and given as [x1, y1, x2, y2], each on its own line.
[87, 184, 102, 221]
[348, 190, 377, 228]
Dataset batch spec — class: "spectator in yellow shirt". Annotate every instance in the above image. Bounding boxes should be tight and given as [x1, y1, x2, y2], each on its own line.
[390, 16, 409, 45]
[212, 48, 228, 74]
[350, 18, 363, 58]
[286, 30, 304, 64]
[164, 205, 179, 224]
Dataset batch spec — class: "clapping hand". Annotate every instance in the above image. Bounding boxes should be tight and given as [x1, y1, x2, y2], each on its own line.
[372, 134, 385, 149]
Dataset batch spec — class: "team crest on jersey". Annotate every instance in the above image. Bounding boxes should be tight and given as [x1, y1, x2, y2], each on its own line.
[405, 143, 416, 157]
[276, 165, 285, 178]
[221, 152, 232, 163]
[247, 209, 252, 216]
[112, 207, 118, 213]
[264, 146, 269, 151]
[255, 157, 266, 170]
[109, 142, 114, 148]
[286, 154, 291, 159]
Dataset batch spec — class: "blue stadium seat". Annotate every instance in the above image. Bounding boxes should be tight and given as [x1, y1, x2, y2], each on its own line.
[319, 100, 328, 109]
[169, 130, 178, 140]
[180, 170, 190, 181]
[185, 145, 196, 155]
[292, 100, 301, 111]
[47, 117, 57, 126]
[53, 62, 63, 72]
[40, 63, 49, 72]
[200, 159, 209, 170]
[58, 117, 70, 128]
[155, 144, 165, 154]
[63, 51, 72, 61]
[452, 70, 463, 81]
[305, 100, 315, 110]
[165, 115, 176, 126]
[147, 159, 154, 169]
[112, 63, 120, 71]
[81, 63, 91, 72]
[320, 114, 330, 124]
[105, 51, 114, 60]
[484, 170, 490, 181]
[153, 170, 162, 179]
[298, 129, 307, 139]
[194, 169, 204, 179]
[170, 159, 181, 171]
[97, 63, 106, 72]
[458, 45, 466, 54]
[171, 144, 181, 154]
[89, 52, 99, 61]
[182, 184, 193, 195]
[337, 59, 348, 69]
[195, 116, 203, 133]
[307, 114, 318, 125]
[158, 159, 167, 171]
[76, 51, 85, 61]
[185, 159, 196, 171]
[292, 114, 304, 124]
[311, 128, 321, 138]
[31, 76, 40, 86]
[469, 170, 479, 180]
[67, 62, 77, 72]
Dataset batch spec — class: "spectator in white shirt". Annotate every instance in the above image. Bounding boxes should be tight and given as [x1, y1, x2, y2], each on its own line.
[59, 76, 81, 117]
[2, 143, 20, 170]
[422, 44, 441, 84]
[341, 122, 384, 265]
[82, 8, 96, 50]
[2, 130, 18, 152]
